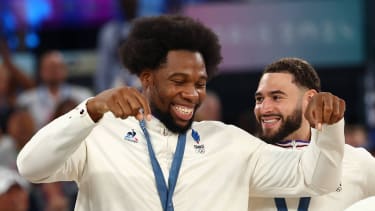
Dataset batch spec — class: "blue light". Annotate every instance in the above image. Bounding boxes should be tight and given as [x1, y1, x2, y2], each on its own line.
[25, 32, 40, 48]
[25, 0, 51, 28]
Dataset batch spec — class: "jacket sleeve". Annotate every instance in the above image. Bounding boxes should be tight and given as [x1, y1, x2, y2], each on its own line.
[17, 100, 96, 183]
[358, 147, 375, 196]
[249, 119, 345, 197]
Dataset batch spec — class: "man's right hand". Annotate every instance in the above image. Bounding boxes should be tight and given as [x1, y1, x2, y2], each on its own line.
[86, 87, 152, 122]
[304, 92, 346, 130]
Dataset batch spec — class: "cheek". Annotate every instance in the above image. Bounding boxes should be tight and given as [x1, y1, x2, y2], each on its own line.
[150, 84, 171, 108]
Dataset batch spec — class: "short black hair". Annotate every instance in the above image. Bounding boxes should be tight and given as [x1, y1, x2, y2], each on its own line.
[120, 15, 222, 80]
[263, 57, 321, 92]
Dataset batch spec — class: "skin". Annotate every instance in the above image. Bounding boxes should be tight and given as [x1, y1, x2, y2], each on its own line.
[0, 185, 29, 211]
[39, 52, 68, 95]
[87, 50, 207, 132]
[87, 53, 344, 134]
[254, 72, 345, 143]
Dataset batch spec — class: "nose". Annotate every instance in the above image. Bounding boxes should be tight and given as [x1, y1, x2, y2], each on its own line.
[256, 98, 273, 113]
[181, 85, 199, 103]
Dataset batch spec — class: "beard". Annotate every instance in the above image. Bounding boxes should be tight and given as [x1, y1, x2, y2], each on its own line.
[150, 101, 196, 134]
[256, 106, 303, 144]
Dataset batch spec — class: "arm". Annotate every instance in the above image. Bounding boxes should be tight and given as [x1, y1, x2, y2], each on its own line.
[249, 119, 344, 196]
[17, 87, 152, 182]
[17, 100, 95, 182]
[0, 39, 35, 90]
[360, 148, 375, 196]
[249, 92, 346, 196]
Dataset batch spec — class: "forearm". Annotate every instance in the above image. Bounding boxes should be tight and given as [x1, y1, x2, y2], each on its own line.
[250, 118, 345, 196]
[17, 101, 96, 182]
[302, 118, 345, 193]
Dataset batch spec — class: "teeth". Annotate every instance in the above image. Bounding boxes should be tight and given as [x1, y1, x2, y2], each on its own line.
[262, 119, 278, 123]
[175, 105, 193, 114]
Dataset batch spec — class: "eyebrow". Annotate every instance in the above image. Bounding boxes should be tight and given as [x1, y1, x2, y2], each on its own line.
[255, 90, 286, 97]
[168, 73, 208, 80]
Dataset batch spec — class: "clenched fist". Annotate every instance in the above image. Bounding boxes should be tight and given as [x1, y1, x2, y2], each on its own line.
[86, 87, 152, 122]
[304, 92, 346, 130]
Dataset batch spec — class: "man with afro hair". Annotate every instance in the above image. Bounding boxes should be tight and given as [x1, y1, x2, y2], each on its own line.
[18, 15, 346, 211]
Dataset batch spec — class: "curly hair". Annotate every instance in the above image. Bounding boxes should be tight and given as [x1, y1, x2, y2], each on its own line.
[120, 15, 222, 80]
[263, 57, 321, 92]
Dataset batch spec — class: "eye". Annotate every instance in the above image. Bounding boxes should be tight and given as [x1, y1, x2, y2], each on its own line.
[196, 81, 206, 89]
[272, 95, 282, 101]
[171, 79, 185, 86]
[255, 96, 263, 104]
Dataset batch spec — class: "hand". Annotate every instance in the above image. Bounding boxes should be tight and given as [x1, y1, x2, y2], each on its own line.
[86, 87, 152, 122]
[304, 92, 346, 130]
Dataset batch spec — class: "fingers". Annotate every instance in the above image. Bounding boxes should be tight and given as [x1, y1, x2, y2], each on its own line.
[305, 92, 346, 129]
[106, 87, 151, 121]
[322, 93, 337, 124]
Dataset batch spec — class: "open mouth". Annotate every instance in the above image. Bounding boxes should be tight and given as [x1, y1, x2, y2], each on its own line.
[261, 116, 281, 129]
[172, 104, 194, 121]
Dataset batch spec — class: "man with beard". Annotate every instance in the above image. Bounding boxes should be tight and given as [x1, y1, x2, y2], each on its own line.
[18, 16, 346, 211]
[250, 57, 375, 211]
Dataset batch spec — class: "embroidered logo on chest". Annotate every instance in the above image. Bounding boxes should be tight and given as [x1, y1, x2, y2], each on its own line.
[192, 129, 205, 154]
[124, 129, 139, 143]
[336, 182, 342, 192]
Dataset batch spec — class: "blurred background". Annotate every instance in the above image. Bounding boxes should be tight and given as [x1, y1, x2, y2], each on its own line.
[0, 0, 375, 210]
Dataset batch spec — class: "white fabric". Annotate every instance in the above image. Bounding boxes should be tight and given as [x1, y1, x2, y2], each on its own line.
[249, 144, 375, 211]
[17, 100, 345, 211]
[0, 135, 18, 170]
[17, 84, 92, 129]
[345, 196, 375, 211]
[0, 166, 29, 194]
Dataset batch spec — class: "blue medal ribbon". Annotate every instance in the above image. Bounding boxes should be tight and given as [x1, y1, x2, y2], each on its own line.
[139, 119, 186, 211]
[274, 197, 311, 211]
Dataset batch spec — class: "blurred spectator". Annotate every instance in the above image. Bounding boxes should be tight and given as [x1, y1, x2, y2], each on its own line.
[17, 51, 93, 129]
[95, 0, 141, 93]
[50, 98, 79, 121]
[0, 108, 70, 211]
[49, 98, 80, 211]
[194, 90, 222, 121]
[0, 166, 30, 211]
[0, 109, 35, 170]
[235, 108, 259, 135]
[345, 124, 368, 148]
[41, 182, 69, 211]
[0, 65, 12, 133]
[0, 39, 35, 132]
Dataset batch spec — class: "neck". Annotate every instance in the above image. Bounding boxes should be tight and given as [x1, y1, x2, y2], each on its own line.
[284, 123, 311, 143]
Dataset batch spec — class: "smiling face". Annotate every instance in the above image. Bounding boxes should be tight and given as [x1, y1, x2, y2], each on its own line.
[254, 72, 314, 144]
[40, 52, 67, 88]
[141, 50, 207, 133]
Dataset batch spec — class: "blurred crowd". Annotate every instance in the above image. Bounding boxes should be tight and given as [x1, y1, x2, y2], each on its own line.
[1, 0, 375, 211]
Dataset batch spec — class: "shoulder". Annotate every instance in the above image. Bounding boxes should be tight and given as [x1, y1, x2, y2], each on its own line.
[193, 120, 246, 132]
[344, 144, 375, 167]
[192, 120, 259, 141]
[68, 85, 93, 98]
[17, 88, 39, 103]
[69, 85, 92, 94]
[344, 144, 374, 160]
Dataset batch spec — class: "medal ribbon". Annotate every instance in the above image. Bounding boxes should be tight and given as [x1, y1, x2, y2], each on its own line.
[139, 119, 186, 211]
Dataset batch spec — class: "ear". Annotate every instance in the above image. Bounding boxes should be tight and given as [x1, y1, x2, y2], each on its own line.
[303, 89, 318, 109]
[139, 70, 153, 89]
